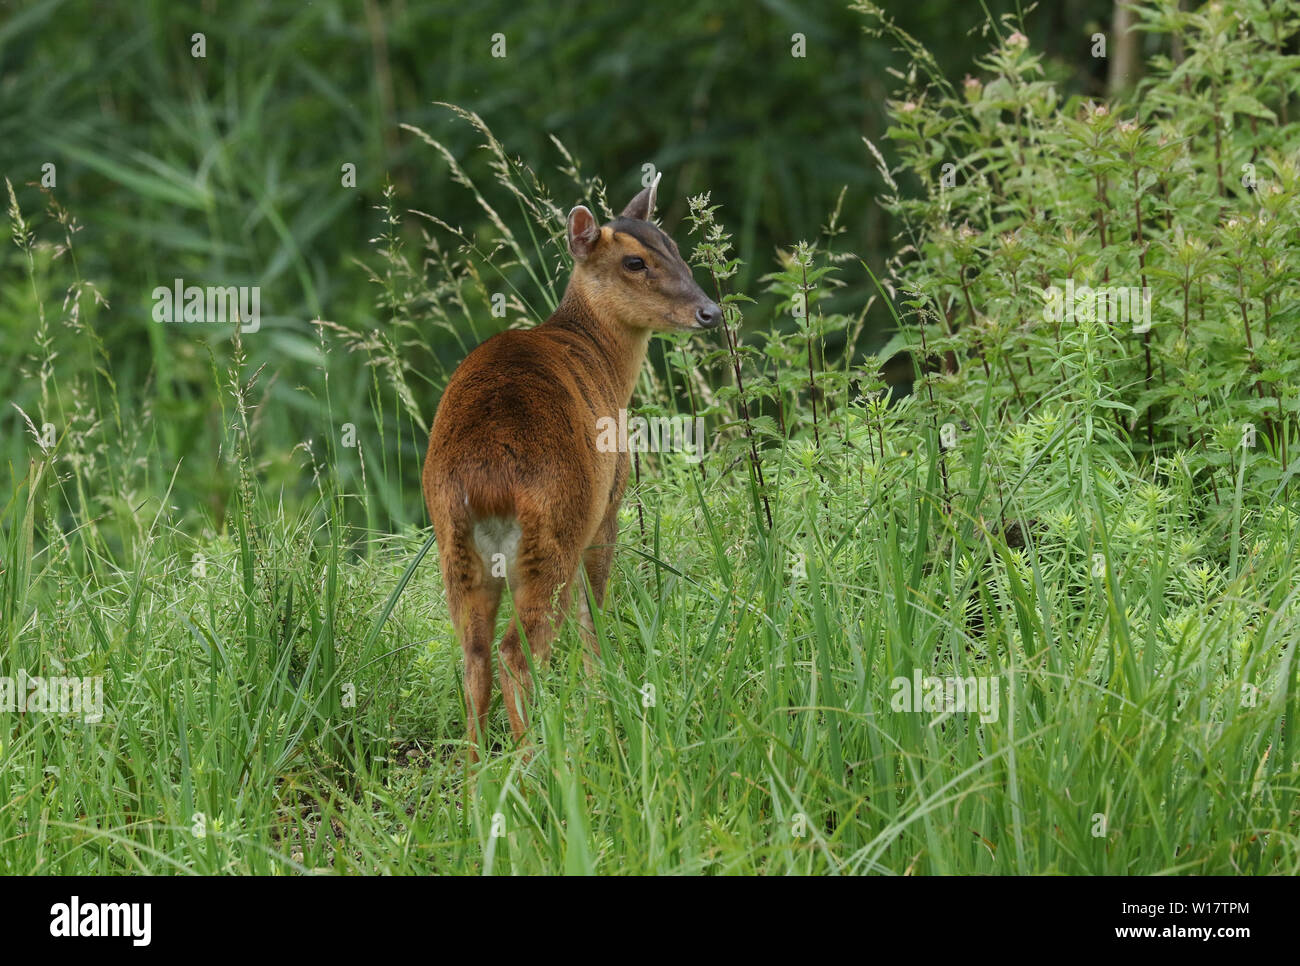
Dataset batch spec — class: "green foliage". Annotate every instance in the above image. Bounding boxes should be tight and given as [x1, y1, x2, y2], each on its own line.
[862, 0, 1300, 496]
[1, 0, 1298, 875]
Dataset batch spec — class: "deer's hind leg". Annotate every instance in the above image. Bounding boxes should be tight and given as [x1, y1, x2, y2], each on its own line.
[439, 519, 503, 763]
[497, 510, 586, 744]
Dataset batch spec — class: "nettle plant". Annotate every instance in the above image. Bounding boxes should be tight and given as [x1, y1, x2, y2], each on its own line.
[860, 0, 1300, 515]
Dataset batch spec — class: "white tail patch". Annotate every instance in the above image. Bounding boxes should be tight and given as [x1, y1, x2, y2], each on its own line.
[472, 516, 521, 582]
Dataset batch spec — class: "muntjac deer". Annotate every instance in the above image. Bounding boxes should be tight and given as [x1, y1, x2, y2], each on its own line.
[423, 180, 722, 760]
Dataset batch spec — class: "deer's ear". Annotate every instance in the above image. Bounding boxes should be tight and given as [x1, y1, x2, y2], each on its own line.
[620, 173, 660, 221]
[567, 206, 600, 259]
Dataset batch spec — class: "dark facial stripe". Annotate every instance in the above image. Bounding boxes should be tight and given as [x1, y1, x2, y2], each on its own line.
[609, 218, 678, 263]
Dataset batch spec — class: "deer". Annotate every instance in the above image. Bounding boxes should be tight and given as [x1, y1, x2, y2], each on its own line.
[422, 179, 723, 761]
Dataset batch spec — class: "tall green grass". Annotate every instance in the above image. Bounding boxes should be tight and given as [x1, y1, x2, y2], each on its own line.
[2, 0, 1298, 874]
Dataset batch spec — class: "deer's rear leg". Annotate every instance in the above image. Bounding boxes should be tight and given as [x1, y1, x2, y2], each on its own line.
[440, 529, 503, 764]
[457, 585, 502, 763]
[498, 540, 581, 745]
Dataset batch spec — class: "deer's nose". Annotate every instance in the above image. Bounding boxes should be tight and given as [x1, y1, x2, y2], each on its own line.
[695, 302, 723, 328]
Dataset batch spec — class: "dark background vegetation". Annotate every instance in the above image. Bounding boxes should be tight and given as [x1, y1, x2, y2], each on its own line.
[1, 0, 1124, 521]
[2, 0, 1128, 312]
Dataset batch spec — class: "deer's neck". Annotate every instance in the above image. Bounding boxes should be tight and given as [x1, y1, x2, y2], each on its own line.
[548, 286, 650, 407]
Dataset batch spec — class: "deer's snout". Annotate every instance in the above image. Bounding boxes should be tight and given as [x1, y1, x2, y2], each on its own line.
[694, 302, 723, 328]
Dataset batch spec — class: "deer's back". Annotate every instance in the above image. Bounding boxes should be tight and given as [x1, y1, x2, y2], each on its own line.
[423, 325, 620, 526]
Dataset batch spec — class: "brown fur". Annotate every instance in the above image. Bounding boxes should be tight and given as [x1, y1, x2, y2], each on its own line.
[423, 184, 722, 760]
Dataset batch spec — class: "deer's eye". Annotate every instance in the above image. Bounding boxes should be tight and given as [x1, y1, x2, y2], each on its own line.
[623, 256, 646, 272]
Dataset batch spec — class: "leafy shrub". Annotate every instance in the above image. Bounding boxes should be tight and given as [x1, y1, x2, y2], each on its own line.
[860, 0, 1300, 509]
